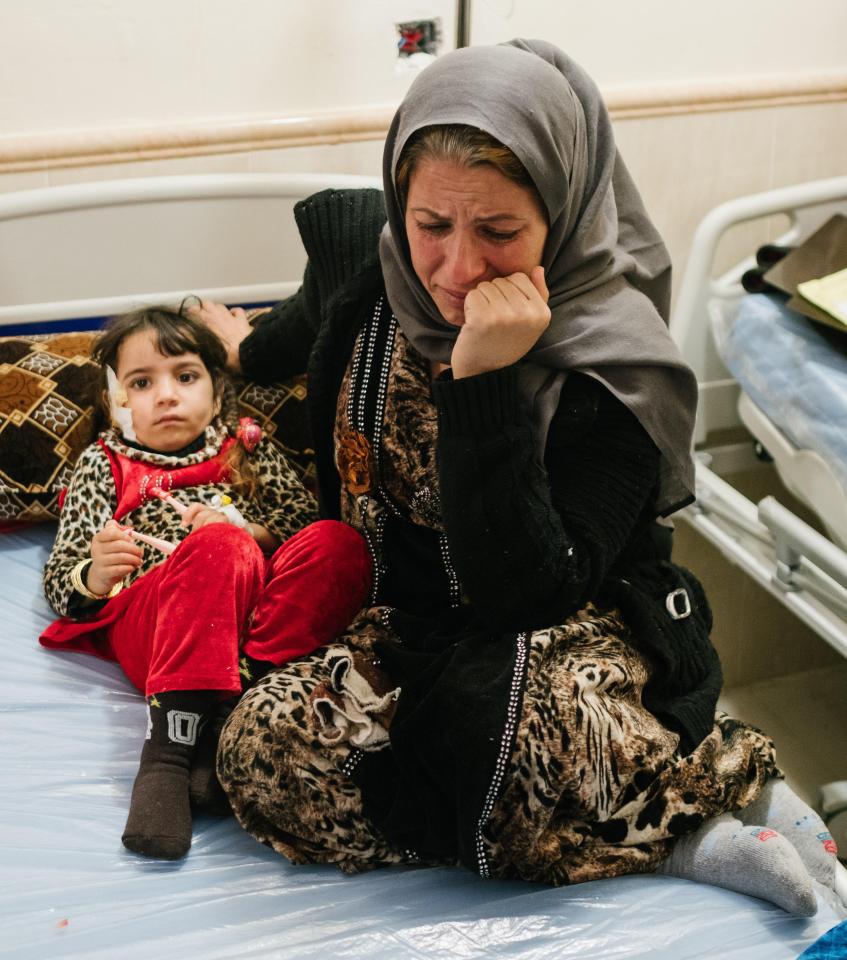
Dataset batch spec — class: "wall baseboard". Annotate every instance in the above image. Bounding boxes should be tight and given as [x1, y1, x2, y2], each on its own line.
[3, 71, 845, 174]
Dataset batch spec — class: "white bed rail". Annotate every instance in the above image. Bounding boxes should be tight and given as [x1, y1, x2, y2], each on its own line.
[0, 173, 383, 219]
[0, 172, 382, 326]
[691, 462, 847, 657]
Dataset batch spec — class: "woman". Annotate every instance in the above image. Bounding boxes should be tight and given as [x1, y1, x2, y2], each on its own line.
[195, 41, 836, 911]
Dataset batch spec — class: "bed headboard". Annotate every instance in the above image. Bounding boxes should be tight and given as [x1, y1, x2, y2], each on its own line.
[670, 175, 847, 445]
[0, 172, 382, 333]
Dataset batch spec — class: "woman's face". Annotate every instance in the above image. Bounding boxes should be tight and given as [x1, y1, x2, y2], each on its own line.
[404, 158, 549, 327]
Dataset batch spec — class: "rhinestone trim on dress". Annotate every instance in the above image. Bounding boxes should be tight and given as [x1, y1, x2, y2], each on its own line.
[439, 533, 461, 609]
[341, 748, 364, 778]
[343, 294, 460, 608]
[474, 632, 529, 879]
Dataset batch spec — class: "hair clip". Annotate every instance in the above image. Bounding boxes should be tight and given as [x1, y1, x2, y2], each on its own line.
[237, 417, 262, 453]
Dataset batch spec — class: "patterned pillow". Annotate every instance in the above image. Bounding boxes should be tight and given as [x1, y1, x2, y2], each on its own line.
[233, 375, 316, 494]
[0, 331, 315, 523]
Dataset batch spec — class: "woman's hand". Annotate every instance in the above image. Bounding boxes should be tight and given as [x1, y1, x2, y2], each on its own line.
[450, 267, 551, 379]
[88, 520, 143, 596]
[181, 502, 232, 531]
[187, 299, 253, 374]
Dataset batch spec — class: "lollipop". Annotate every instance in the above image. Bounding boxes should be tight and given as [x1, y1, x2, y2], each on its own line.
[148, 486, 188, 516]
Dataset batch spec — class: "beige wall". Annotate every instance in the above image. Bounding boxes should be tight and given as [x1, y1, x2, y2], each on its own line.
[473, 0, 847, 83]
[2, 0, 844, 138]
[2, 4, 845, 284]
[616, 101, 847, 286]
[0, 1, 455, 135]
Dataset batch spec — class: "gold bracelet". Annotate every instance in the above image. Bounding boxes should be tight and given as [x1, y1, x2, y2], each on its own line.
[70, 559, 123, 601]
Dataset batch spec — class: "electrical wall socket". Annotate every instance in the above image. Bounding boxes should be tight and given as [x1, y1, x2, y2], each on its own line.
[396, 18, 441, 58]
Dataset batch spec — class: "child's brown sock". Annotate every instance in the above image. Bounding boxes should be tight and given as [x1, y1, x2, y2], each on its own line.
[238, 654, 275, 688]
[189, 696, 239, 816]
[188, 658, 275, 814]
[122, 691, 215, 860]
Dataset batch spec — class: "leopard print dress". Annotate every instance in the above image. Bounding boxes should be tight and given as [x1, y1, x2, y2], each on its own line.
[218, 297, 778, 882]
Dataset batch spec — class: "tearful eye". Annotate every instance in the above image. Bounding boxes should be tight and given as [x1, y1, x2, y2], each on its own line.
[482, 228, 520, 242]
[417, 221, 450, 234]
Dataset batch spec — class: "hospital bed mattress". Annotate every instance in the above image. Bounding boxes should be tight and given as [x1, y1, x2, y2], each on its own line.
[1, 523, 844, 959]
[716, 293, 847, 490]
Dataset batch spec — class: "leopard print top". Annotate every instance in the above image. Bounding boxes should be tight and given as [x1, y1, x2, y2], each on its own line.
[44, 419, 318, 617]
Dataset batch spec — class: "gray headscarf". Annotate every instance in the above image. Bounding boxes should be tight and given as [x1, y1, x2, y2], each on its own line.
[379, 38, 697, 515]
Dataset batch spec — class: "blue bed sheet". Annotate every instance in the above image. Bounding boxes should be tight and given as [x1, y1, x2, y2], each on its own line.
[717, 293, 847, 489]
[1, 525, 843, 959]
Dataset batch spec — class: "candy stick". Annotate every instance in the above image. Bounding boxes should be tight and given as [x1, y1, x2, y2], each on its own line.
[149, 487, 188, 516]
[127, 528, 177, 556]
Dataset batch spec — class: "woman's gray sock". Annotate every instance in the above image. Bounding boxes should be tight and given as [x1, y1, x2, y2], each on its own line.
[658, 813, 817, 916]
[737, 778, 838, 887]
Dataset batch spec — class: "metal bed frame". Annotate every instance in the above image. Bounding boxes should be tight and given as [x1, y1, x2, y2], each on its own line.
[670, 175, 847, 660]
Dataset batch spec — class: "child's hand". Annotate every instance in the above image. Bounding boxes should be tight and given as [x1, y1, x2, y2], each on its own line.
[181, 502, 231, 531]
[88, 520, 143, 596]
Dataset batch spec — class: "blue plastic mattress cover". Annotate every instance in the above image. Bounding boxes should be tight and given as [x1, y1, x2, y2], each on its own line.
[1, 524, 844, 959]
[716, 293, 847, 488]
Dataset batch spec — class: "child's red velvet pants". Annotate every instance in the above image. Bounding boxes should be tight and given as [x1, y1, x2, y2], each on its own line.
[40, 521, 371, 696]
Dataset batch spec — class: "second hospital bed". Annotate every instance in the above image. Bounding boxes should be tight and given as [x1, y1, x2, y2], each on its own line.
[670, 174, 847, 858]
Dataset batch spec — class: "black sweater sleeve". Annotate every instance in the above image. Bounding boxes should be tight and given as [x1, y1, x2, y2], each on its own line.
[239, 187, 387, 385]
[433, 366, 661, 631]
[239, 285, 315, 384]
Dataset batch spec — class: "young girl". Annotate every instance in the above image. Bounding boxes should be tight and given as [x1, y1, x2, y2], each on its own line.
[40, 305, 372, 861]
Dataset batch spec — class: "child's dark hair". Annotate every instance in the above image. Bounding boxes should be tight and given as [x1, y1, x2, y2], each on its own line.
[91, 305, 256, 496]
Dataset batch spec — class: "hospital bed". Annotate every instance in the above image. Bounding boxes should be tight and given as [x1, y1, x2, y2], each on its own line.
[673, 176, 847, 651]
[671, 174, 847, 869]
[0, 173, 844, 959]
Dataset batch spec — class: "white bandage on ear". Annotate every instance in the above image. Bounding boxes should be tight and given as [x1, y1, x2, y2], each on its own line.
[106, 365, 136, 441]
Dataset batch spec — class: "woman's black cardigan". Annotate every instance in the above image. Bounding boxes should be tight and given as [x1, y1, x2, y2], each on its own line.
[239, 187, 721, 756]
